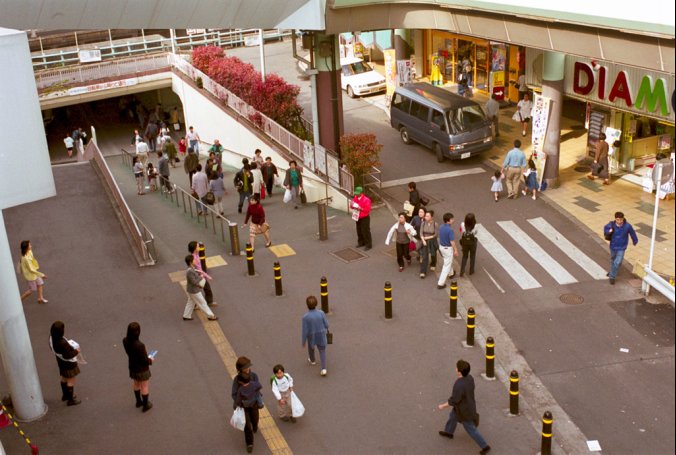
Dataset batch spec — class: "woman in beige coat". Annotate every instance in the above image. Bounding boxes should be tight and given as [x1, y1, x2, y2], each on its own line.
[588, 132, 609, 185]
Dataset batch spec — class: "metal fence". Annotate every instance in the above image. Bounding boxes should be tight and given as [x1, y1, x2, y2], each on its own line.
[89, 142, 156, 266]
[35, 53, 171, 90]
[120, 148, 242, 255]
[32, 29, 292, 70]
[170, 54, 355, 194]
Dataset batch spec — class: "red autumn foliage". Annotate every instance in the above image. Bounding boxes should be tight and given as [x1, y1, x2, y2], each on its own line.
[340, 133, 382, 185]
[191, 46, 304, 134]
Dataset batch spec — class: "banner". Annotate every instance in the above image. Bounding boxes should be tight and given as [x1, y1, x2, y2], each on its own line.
[396, 59, 412, 86]
[384, 49, 396, 106]
[531, 93, 552, 187]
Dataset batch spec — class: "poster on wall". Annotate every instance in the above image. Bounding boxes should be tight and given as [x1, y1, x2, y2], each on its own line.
[384, 49, 396, 106]
[303, 141, 315, 172]
[396, 60, 412, 86]
[314, 143, 327, 176]
[531, 93, 552, 187]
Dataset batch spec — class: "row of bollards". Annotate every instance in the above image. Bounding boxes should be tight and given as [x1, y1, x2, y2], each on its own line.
[243, 250, 553, 453]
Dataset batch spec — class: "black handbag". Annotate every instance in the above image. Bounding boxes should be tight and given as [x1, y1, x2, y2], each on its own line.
[604, 228, 613, 241]
[205, 191, 216, 205]
[300, 189, 307, 204]
[591, 162, 604, 174]
[326, 330, 333, 345]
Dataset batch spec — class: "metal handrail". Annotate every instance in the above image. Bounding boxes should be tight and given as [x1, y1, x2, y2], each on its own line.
[89, 142, 155, 265]
[120, 148, 241, 255]
[31, 28, 292, 70]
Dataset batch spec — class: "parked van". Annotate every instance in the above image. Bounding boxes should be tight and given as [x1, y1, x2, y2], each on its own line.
[390, 83, 494, 162]
[340, 57, 386, 98]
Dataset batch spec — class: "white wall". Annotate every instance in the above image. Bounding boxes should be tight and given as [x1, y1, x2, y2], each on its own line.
[0, 28, 55, 209]
[172, 74, 349, 211]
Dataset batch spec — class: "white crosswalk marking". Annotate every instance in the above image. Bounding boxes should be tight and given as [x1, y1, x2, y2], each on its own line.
[528, 217, 608, 280]
[475, 224, 541, 290]
[497, 221, 578, 285]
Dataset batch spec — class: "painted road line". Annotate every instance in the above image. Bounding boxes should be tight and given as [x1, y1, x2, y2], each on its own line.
[380, 168, 486, 188]
[497, 221, 577, 285]
[528, 217, 608, 280]
[268, 244, 296, 258]
[483, 268, 506, 293]
[476, 224, 541, 290]
[175, 278, 293, 455]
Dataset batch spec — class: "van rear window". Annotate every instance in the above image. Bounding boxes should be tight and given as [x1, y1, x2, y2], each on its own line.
[448, 105, 486, 132]
[392, 94, 410, 113]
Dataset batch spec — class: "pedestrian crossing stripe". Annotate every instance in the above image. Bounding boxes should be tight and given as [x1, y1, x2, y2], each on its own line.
[527, 217, 607, 280]
[497, 220, 577, 285]
[268, 244, 296, 257]
[475, 224, 541, 290]
[168, 255, 227, 282]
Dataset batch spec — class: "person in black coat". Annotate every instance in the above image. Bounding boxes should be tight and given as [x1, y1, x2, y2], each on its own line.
[231, 356, 263, 453]
[123, 322, 153, 412]
[437, 359, 491, 454]
[49, 320, 81, 406]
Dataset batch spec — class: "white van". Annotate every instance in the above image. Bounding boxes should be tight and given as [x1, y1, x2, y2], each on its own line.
[340, 57, 386, 98]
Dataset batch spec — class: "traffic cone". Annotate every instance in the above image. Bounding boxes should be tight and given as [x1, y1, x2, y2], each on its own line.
[0, 409, 10, 428]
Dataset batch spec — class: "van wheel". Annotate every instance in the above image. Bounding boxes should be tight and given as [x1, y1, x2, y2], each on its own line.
[347, 86, 356, 98]
[434, 143, 445, 162]
[400, 127, 412, 145]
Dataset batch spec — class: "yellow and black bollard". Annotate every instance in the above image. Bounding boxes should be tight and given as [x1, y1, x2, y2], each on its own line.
[320, 276, 330, 313]
[541, 411, 553, 455]
[485, 337, 495, 379]
[273, 261, 283, 296]
[465, 307, 475, 346]
[384, 281, 392, 319]
[449, 280, 458, 318]
[246, 242, 255, 276]
[509, 370, 519, 415]
[199, 242, 208, 272]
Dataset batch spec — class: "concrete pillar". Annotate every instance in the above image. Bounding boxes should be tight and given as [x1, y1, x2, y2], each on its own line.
[412, 30, 423, 80]
[0, 212, 48, 421]
[313, 32, 344, 156]
[394, 29, 412, 60]
[542, 51, 565, 187]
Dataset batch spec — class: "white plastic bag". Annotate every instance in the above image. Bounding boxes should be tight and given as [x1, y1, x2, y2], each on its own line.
[283, 188, 292, 204]
[230, 407, 245, 431]
[290, 391, 305, 418]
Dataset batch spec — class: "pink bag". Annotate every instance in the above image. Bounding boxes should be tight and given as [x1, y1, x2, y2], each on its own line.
[408, 240, 417, 252]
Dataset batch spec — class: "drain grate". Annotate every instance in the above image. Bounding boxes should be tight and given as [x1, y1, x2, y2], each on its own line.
[559, 293, 584, 305]
[330, 247, 368, 263]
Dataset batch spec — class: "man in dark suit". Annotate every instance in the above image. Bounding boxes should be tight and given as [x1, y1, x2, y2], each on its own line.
[437, 359, 491, 454]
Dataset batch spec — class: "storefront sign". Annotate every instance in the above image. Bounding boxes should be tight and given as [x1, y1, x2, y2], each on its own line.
[491, 71, 505, 100]
[531, 93, 551, 187]
[384, 49, 396, 106]
[567, 57, 674, 121]
[67, 78, 137, 96]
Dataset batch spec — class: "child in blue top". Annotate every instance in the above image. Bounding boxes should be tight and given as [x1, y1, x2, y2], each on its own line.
[522, 158, 538, 200]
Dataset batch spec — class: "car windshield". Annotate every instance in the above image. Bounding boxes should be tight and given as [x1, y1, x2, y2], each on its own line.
[345, 62, 371, 75]
[448, 105, 486, 133]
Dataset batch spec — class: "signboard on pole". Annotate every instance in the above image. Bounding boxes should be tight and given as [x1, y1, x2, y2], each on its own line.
[78, 49, 102, 63]
[531, 93, 551, 187]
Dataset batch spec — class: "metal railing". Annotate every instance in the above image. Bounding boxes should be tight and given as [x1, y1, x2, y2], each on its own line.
[31, 28, 292, 70]
[120, 148, 241, 255]
[361, 166, 383, 191]
[89, 142, 156, 266]
[35, 53, 171, 91]
[170, 54, 355, 195]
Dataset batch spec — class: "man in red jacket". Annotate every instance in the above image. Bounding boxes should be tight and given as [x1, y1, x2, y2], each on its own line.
[351, 187, 372, 251]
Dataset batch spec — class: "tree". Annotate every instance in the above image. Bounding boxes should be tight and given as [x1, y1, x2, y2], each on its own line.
[339, 133, 382, 186]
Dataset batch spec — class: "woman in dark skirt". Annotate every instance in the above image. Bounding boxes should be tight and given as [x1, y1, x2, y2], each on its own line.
[123, 322, 153, 412]
[49, 321, 81, 406]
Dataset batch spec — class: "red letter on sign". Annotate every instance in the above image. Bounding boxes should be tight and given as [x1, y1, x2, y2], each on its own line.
[573, 62, 594, 95]
[609, 71, 633, 107]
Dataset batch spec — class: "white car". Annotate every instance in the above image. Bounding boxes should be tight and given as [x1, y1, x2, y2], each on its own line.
[340, 57, 386, 98]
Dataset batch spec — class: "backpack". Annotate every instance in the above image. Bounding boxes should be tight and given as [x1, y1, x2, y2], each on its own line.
[233, 171, 244, 191]
[270, 373, 289, 386]
[459, 230, 477, 248]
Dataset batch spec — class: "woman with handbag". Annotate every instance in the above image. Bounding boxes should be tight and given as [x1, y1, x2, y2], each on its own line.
[588, 132, 610, 185]
[513, 93, 533, 137]
[419, 210, 439, 279]
[243, 195, 272, 250]
[385, 212, 417, 272]
[49, 321, 81, 406]
[123, 322, 154, 412]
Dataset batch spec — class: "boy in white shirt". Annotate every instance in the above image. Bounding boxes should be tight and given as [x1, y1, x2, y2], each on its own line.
[63, 135, 74, 158]
[270, 364, 295, 422]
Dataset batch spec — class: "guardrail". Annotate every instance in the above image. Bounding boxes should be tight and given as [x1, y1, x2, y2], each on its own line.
[643, 268, 675, 304]
[32, 28, 291, 70]
[88, 141, 156, 266]
[120, 148, 242, 255]
[170, 54, 355, 195]
[35, 53, 171, 91]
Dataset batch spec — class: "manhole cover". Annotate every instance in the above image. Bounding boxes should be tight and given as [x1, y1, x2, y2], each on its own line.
[330, 247, 368, 263]
[574, 166, 590, 173]
[559, 293, 584, 305]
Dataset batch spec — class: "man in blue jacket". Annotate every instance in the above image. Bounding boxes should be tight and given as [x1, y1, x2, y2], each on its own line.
[301, 295, 329, 377]
[603, 211, 638, 284]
